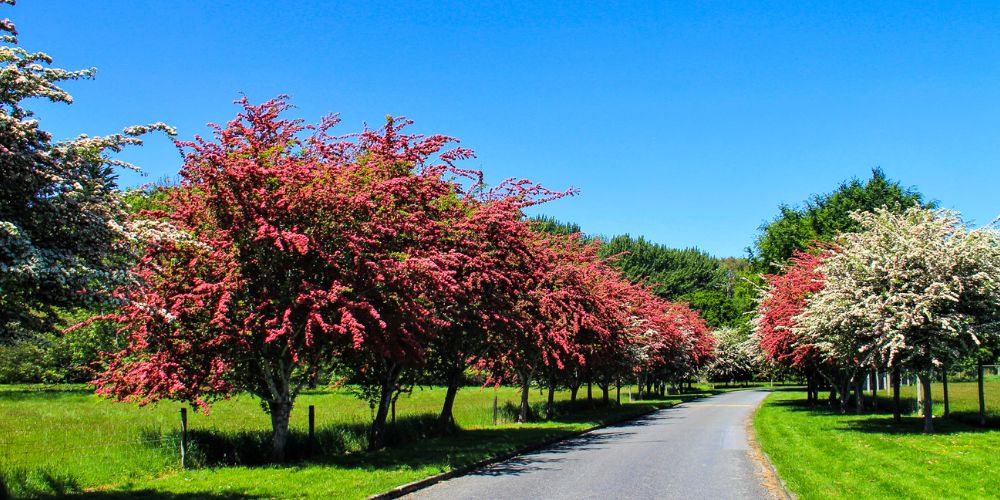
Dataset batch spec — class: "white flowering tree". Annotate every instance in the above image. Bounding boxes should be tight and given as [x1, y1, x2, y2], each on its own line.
[797, 206, 1000, 432]
[0, 2, 171, 338]
[705, 327, 760, 386]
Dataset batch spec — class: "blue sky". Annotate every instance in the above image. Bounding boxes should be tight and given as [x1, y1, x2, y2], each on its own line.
[14, 1, 1000, 257]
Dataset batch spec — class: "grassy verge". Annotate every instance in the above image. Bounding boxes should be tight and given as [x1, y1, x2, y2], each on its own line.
[754, 389, 1000, 499]
[888, 378, 1000, 422]
[1, 384, 709, 498]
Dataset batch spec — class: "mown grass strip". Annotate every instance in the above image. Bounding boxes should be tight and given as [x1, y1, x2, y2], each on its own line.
[754, 389, 1000, 499]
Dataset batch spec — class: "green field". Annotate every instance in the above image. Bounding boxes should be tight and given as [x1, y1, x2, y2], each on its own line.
[1, 383, 697, 498]
[889, 376, 1000, 419]
[754, 389, 1000, 499]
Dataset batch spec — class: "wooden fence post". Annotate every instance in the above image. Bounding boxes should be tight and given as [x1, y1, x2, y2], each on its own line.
[180, 407, 188, 469]
[308, 405, 315, 458]
[492, 393, 498, 426]
[942, 370, 950, 417]
[979, 362, 987, 427]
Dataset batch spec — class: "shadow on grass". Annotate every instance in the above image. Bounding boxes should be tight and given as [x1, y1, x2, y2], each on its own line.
[770, 394, 1000, 435]
[185, 413, 447, 467]
[65, 491, 258, 499]
[836, 415, 995, 435]
[0, 470, 254, 499]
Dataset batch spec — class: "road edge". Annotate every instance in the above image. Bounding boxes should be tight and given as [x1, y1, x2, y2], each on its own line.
[746, 390, 795, 500]
[366, 403, 671, 499]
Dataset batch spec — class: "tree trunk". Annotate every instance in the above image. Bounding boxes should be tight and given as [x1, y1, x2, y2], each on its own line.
[368, 363, 402, 450]
[518, 370, 532, 423]
[616, 379, 621, 405]
[892, 366, 901, 424]
[437, 371, 461, 432]
[838, 376, 851, 414]
[601, 384, 609, 405]
[268, 400, 292, 462]
[806, 374, 816, 405]
[942, 369, 950, 418]
[918, 372, 934, 433]
[979, 361, 987, 427]
[546, 380, 556, 420]
[570, 384, 579, 403]
[587, 378, 593, 406]
[855, 376, 864, 414]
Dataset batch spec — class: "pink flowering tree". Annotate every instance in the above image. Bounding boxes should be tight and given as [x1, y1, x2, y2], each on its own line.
[92, 97, 503, 458]
[753, 250, 831, 404]
[422, 193, 566, 429]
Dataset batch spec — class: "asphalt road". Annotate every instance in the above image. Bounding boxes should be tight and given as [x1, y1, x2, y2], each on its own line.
[408, 389, 783, 500]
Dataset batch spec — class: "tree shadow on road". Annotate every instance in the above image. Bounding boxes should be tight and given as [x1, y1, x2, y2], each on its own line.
[468, 430, 636, 477]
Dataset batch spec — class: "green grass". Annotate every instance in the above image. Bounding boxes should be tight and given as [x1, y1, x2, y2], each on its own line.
[0, 384, 703, 498]
[890, 377, 1000, 420]
[754, 389, 1000, 499]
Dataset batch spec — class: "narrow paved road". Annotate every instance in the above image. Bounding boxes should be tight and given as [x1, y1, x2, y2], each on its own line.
[408, 389, 782, 500]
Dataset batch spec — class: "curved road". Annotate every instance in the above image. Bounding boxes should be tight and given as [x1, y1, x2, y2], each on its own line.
[408, 389, 783, 500]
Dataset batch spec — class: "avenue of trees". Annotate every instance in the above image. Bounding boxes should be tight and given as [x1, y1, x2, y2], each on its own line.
[0, 10, 715, 461]
[4, 2, 1000, 467]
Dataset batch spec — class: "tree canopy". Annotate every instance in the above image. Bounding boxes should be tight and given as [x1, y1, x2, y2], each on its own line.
[751, 168, 930, 273]
[598, 235, 723, 299]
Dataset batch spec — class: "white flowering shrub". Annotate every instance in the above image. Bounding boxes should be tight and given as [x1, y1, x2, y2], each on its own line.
[705, 326, 761, 383]
[798, 206, 1000, 373]
[0, 2, 172, 338]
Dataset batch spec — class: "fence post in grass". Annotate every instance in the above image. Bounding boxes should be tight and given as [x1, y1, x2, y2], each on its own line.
[916, 372, 923, 412]
[180, 407, 188, 469]
[492, 393, 498, 426]
[308, 405, 315, 458]
[891, 366, 901, 424]
[979, 361, 986, 427]
[942, 369, 950, 418]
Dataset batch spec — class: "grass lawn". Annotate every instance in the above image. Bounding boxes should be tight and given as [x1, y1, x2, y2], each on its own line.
[1, 383, 708, 498]
[890, 377, 1000, 420]
[754, 389, 1000, 499]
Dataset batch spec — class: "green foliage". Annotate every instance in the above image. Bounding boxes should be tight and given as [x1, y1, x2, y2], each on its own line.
[529, 215, 584, 236]
[751, 168, 930, 273]
[682, 266, 760, 330]
[0, 310, 122, 383]
[121, 182, 172, 214]
[598, 234, 723, 299]
[0, 335, 73, 384]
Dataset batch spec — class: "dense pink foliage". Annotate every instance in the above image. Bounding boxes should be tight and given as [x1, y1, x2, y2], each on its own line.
[93, 97, 495, 408]
[756, 250, 828, 369]
[90, 96, 714, 432]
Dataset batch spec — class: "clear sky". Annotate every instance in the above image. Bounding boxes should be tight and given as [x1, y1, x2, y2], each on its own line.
[14, 1, 1000, 257]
